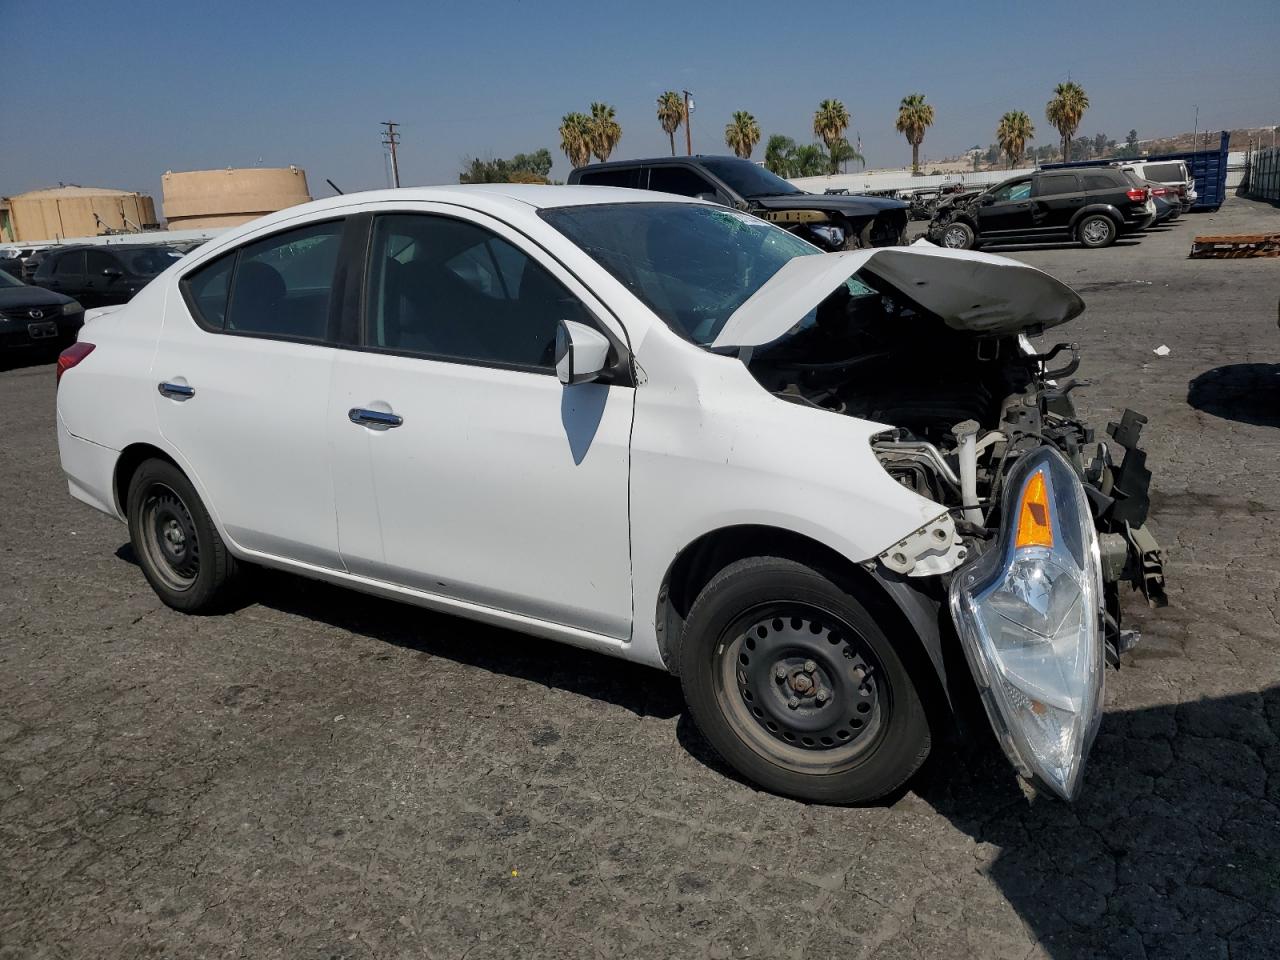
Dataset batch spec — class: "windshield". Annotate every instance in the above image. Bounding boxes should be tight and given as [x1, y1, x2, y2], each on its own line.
[699, 157, 803, 199]
[0, 269, 23, 288]
[123, 247, 185, 276]
[540, 202, 819, 344]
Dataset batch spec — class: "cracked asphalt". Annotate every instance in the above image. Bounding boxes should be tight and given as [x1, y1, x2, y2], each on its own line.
[3, 197, 1279, 960]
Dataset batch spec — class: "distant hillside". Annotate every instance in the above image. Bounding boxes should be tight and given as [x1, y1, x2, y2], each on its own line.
[1141, 127, 1274, 154]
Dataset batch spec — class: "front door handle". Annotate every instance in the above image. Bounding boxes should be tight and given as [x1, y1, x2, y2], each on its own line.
[157, 381, 195, 400]
[348, 407, 403, 428]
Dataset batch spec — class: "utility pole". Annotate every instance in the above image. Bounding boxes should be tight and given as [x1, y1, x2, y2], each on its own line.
[683, 91, 693, 156]
[381, 121, 401, 188]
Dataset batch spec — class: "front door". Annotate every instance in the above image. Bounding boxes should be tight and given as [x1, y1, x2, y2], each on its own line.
[978, 178, 1035, 239]
[152, 218, 349, 568]
[84, 248, 125, 308]
[328, 208, 635, 638]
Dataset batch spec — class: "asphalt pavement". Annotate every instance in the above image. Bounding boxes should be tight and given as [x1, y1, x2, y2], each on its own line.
[3, 197, 1279, 959]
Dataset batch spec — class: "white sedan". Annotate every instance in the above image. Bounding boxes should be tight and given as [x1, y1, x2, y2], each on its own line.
[55, 185, 1164, 803]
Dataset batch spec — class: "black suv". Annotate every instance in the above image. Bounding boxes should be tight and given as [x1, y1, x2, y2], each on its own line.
[568, 155, 908, 251]
[926, 168, 1154, 250]
[33, 243, 185, 307]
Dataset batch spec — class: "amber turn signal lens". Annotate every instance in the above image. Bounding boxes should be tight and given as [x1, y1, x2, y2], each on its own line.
[1014, 470, 1054, 549]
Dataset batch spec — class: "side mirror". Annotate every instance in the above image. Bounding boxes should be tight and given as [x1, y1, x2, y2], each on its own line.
[555, 319, 611, 386]
[980, 195, 995, 206]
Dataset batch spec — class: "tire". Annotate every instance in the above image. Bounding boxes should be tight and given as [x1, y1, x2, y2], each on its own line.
[678, 557, 932, 804]
[126, 458, 240, 613]
[1077, 213, 1117, 248]
[939, 220, 976, 250]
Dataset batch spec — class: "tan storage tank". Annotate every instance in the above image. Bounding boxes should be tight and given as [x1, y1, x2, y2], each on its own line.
[5, 186, 159, 242]
[162, 166, 312, 229]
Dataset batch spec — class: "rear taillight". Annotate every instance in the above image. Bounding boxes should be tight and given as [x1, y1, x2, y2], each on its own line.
[1126, 187, 1149, 202]
[56, 342, 94, 385]
[1151, 186, 1167, 196]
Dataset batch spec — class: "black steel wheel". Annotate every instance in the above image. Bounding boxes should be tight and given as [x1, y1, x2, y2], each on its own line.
[679, 557, 932, 804]
[717, 605, 888, 769]
[127, 458, 240, 613]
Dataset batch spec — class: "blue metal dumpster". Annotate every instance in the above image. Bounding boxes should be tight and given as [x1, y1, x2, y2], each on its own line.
[1041, 132, 1230, 211]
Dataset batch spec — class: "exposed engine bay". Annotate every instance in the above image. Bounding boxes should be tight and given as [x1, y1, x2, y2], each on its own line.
[744, 271, 1167, 664]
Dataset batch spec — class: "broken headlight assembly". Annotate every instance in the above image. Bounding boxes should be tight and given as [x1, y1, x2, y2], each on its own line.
[949, 446, 1104, 801]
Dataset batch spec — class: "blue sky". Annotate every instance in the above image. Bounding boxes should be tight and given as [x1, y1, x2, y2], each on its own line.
[4, 0, 1277, 212]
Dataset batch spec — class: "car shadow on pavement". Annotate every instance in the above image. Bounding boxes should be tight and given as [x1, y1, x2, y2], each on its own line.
[979, 239, 1142, 253]
[233, 561, 686, 721]
[1187, 363, 1280, 428]
[0, 351, 58, 373]
[915, 685, 1280, 957]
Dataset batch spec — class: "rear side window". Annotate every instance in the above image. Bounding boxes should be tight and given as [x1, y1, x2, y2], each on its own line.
[1083, 174, 1118, 191]
[1035, 174, 1080, 196]
[1142, 162, 1185, 182]
[180, 220, 344, 339]
[577, 168, 641, 188]
[183, 253, 236, 329]
[54, 251, 86, 276]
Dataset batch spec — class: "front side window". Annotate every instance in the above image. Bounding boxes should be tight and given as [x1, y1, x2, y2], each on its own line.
[365, 213, 594, 370]
[125, 247, 184, 277]
[541, 201, 818, 344]
[990, 180, 1032, 202]
[647, 166, 718, 199]
[86, 249, 121, 276]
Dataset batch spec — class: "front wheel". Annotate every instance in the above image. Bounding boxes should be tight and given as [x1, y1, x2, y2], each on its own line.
[939, 220, 976, 250]
[127, 458, 241, 613]
[1077, 213, 1117, 248]
[678, 557, 932, 804]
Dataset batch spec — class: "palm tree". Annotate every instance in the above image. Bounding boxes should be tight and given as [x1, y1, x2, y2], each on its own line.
[1046, 81, 1089, 162]
[723, 111, 761, 159]
[586, 102, 622, 163]
[559, 112, 593, 168]
[830, 139, 865, 172]
[895, 94, 935, 176]
[764, 135, 797, 176]
[996, 110, 1035, 168]
[656, 91, 685, 156]
[792, 144, 828, 178]
[813, 99, 850, 175]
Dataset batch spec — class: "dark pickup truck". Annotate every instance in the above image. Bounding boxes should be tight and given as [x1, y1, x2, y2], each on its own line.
[568, 155, 908, 252]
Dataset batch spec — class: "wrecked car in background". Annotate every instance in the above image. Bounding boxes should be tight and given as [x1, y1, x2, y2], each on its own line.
[55, 187, 1163, 806]
[569, 155, 909, 251]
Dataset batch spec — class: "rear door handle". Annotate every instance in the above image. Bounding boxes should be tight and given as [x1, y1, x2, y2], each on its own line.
[348, 407, 403, 428]
[157, 381, 195, 400]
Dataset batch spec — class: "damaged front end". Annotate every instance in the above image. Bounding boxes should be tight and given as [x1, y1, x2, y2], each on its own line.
[714, 245, 1166, 799]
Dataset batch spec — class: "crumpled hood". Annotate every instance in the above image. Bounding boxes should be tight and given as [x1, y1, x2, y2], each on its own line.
[710, 244, 1085, 348]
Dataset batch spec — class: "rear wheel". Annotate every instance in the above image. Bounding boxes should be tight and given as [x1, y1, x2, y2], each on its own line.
[939, 221, 976, 250]
[127, 458, 240, 612]
[1077, 214, 1117, 248]
[678, 557, 932, 804]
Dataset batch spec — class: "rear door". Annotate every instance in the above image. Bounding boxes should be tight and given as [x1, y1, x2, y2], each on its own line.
[1031, 172, 1083, 237]
[327, 205, 635, 637]
[83, 248, 126, 307]
[152, 217, 351, 568]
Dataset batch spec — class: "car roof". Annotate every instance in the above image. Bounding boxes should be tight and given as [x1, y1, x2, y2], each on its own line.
[240, 183, 701, 226]
[573, 154, 743, 172]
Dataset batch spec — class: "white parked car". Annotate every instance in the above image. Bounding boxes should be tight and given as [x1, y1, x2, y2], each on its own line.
[55, 186, 1165, 803]
[1118, 159, 1197, 210]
